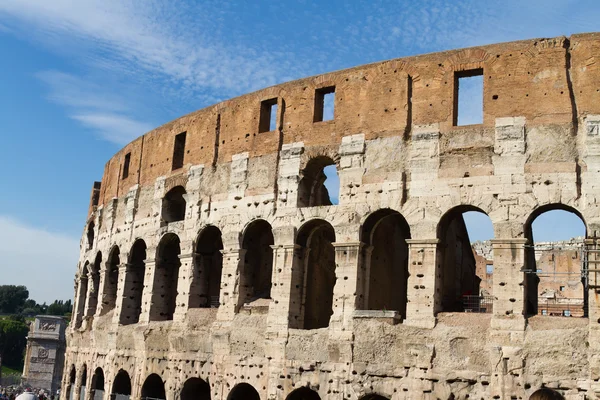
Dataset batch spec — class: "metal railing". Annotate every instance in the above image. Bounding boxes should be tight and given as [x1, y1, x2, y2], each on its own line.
[462, 295, 494, 313]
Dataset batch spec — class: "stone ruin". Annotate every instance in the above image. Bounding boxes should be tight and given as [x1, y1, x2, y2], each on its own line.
[63, 33, 600, 399]
[22, 316, 66, 393]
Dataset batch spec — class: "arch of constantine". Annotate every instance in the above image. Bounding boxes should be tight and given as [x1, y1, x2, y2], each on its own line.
[64, 33, 600, 399]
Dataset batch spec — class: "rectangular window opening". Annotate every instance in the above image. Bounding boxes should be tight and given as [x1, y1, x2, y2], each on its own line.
[314, 86, 335, 122]
[122, 152, 131, 179]
[486, 264, 494, 274]
[454, 69, 483, 126]
[259, 98, 278, 133]
[172, 131, 187, 170]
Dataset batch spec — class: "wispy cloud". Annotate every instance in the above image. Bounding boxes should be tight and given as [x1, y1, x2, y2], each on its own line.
[71, 113, 154, 145]
[0, 215, 79, 303]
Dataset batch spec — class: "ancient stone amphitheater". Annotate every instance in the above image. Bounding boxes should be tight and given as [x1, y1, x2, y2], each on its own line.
[64, 33, 600, 400]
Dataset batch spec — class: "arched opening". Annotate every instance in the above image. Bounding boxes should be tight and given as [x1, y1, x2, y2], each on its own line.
[150, 233, 181, 321]
[298, 157, 339, 207]
[101, 246, 120, 315]
[241, 220, 274, 304]
[227, 383, 260, 400]
[86, 252, 102, 317]
[437, 206, 494, 313]
[75, 265, 89, 328]
[121, 239, 147, 325]
[286, 387, 321, 400]
[111, 370, 132, 400]
[80, 365, 88, 400]
[87, 221, 95, 250]
[361, 209, 410, 319]
[141, 374, 165, 400]
[67, 365, 76, 400]
[180, 377, 211, 400]
[191, 226, 223, 308]
[92, 368, 104, 400]
[162, 186, 187, 224]
[295, 219, 337, 329]
[524, 205, 587, 317]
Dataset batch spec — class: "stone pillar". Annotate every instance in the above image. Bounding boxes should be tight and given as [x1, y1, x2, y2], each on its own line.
[138, 258, 157, 324]
[216, 247, 245, 321]
[330, 242, 364, 331]
[586, 238, 600, 380]
[113, 263, 135, 325]
[74, 275, 88, 329]
[266, 244, 302, 334]
[174, 252, 194, 323]
[95, 268, 108, 316]
[404, 239, 439, 329]
[490, 239, 527, 331]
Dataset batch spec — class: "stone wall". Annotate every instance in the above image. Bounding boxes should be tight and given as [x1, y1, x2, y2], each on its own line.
[23, 316, 66, 393]
[64, 33, 600, 400]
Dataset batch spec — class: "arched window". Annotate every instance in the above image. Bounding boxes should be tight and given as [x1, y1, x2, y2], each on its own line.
[361, 209, 410, 319]
[180, 377, 211, 400]
[67, 365, 76, 400]
[141, 374, 165, 400]
[121, 239, 146, 325]
[227, 383, 260, 400]
[240, 220, 274, 306]
[80, 365, 88, 400]
[150, 234, 181, 321]
[85, 252, 102, 318]
[524, 204, 586, 317]
[87, 222, 95, 250]
[191, 226, 223, 308]
[111, 370, 131, 400]
[92, 368, 104, 400]
[437, 206, 494, 313]
[294, 219, 337, 329]
[286, 387, 321, 400]
[162, 186, 187, 224]
[101, 246, 120, 315]
[298, 157, 339, 207]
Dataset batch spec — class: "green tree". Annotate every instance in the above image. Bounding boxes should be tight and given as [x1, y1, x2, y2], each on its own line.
[0, 316, 29, 369]
[0, 285, 29, 314]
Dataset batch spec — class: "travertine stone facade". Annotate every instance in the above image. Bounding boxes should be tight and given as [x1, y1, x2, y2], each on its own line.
[23, 316, 66, 393]
[65, 33, 600, 400]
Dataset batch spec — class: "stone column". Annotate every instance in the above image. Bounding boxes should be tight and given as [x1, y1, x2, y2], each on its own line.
[113, 263, 129, 325]
[95, 267, 108, 316]
[74, 275, 88, 329]
[490, 238, 527, 331]
[586, 238, 600, 380]
[216, 247, 245, 321]
[329, 242, 364, 331]
[174, 252, 194, 323]
[404, 239, 439, 329]
[138, 258, 157, 324]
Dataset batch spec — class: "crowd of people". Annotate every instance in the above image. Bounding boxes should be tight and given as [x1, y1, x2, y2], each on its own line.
[0, 386, 58, 400]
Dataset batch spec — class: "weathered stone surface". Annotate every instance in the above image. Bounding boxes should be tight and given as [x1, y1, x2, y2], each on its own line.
[66, 33, 600, 400]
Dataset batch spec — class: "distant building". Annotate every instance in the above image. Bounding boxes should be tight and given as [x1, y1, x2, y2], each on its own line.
[22, 316, 67, 393]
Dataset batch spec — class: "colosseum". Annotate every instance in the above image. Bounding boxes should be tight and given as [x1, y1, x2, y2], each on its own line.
[63, 33, 600, 400]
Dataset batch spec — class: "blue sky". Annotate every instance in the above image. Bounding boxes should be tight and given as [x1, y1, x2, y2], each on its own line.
[0, 0, 597, 302]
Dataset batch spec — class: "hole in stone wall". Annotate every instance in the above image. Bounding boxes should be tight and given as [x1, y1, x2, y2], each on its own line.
[172, 131, 187, 170]
[87, 222, 95, 250]
[259, 98, 278, 133]
[454, 69, 483, 126]
[314, 86, 335, 122]
[298, 157, 339, 207]
[295, 219, 336, 329]
[122, 239, 147, 325]
[122, 152, 131, 179]
[101, 246, 120, 315]
[438, 206, 494, 313]
[181, 378, 211, 400]
[151, 233, 181, 321]
[286, 387, 321, 400]
[361, 209, 411, 318]
[242, 220, 274, 303]
[524, 206, 587, 317]
[161, 186, 186, 224]
[80, 365, 88, 400]
[112, 370, 131, 397]
[141, 374, 166, 400]
[228, 384, 260, 400]
[191, 226, 223, 308]
[86, 252, 102, 317]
